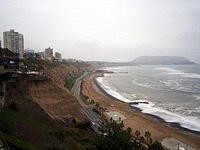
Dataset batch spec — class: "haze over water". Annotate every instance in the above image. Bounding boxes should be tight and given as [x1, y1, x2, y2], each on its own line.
[97, 65, 200, 132]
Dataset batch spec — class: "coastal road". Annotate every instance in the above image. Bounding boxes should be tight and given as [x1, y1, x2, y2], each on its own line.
[71, 72, 105, 134]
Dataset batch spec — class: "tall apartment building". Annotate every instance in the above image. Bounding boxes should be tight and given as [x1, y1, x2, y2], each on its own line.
[55, 52, 62, 61]
[45, 47, 53, 61]
[3, 29, 24, 58]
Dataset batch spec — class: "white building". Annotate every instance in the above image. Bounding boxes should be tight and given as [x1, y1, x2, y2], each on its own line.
[3, 29, 24, 58]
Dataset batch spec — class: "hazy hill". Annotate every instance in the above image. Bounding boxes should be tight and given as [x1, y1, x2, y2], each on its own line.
[132, 56, 197, 65]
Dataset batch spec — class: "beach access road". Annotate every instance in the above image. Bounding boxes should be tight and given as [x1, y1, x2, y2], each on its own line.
[71, 72, 105, 134]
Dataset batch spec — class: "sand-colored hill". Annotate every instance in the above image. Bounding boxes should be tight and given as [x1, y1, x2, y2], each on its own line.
[4, 63, 93, 123]
[29, 79, 83, 122]
[28, 64, 88, 122]
[2, 68, 95, 150]
[44, 64, 79, 89]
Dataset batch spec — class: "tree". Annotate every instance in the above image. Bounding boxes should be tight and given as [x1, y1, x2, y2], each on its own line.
[119, 117, 121, 121]
[145, 131, 151, 145]
[148, 141, 166, 150]
[92, 121, 144, 150]
[149, 138, 152, 145]
[91, 121, 164, 150]
[135, 130, 141, 139]
[127, 127, 132, 134]
[91, 99, 95, 104]
[95, 102, 99, 108]
[139, 136, 145, 143]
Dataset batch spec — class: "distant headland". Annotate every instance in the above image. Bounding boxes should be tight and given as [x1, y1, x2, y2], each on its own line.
[131, 56, 197, 65]
[89, 56, 197, 68]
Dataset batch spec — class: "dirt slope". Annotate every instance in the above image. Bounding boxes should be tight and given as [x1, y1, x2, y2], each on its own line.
[2, 77, 95, 150]
[26, 64, 85, 122]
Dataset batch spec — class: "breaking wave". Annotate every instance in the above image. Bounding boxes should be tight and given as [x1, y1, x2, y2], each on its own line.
[96, 74, 200, 132]
[156, 67, 200, 79]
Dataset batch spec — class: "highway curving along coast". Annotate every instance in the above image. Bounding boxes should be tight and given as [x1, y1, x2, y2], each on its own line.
[71, 72, 105, 135]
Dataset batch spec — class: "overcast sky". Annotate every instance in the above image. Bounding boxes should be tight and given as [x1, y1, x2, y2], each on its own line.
[0, 0, 200, 62]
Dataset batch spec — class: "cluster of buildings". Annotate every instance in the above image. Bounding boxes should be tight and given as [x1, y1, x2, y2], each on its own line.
[38, 47, 62, 62]
[0, 29, 62, 62]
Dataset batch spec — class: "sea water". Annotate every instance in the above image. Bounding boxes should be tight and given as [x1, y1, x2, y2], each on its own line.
[96, 65, 200, 132]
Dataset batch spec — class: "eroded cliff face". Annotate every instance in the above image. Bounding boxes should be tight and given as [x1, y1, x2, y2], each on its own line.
[5, 64, 88, 123]
[1, 62, 96, 150]
[29, 80, 83, 122]
[30, 64, 85, 122]
[44, 64, 79, 90]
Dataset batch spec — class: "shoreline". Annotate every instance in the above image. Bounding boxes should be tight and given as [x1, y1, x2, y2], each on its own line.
[82, 73, 200, 149]
[93, 75, 200, 137]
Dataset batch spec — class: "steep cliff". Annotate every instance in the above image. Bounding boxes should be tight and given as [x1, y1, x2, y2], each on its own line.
[0, 62, 95, 150]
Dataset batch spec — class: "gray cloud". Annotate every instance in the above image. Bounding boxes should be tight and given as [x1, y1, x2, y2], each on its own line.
[0, 0, 200, 62]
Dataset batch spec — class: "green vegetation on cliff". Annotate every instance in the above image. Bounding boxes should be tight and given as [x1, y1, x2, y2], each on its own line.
[0, 79, 95, 150]
[64, 73, 83, 90]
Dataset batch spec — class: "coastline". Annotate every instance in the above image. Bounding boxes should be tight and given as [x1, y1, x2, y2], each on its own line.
[82, 73, 200, 149]
[93, 76, 200, 137]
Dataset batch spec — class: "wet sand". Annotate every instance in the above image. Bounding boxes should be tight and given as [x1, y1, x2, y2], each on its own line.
[82, 73, 200, 150]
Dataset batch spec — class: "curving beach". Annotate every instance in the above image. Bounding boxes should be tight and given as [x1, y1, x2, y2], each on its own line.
[82, 73, 200, 149]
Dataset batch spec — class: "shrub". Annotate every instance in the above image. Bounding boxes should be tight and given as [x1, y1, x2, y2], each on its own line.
[0, 110, 15, 135]
[8, 102, 19, 111]
[148, 141, 166, 150]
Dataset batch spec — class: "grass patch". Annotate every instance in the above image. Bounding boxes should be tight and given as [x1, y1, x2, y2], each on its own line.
[18, 115, 53, 135]
[1, 133, 44, 150]
[0, 109, 15, 135]
[65, 78, 76, 90]
[64, 72, 83, 90]
[65, 73, 83, 90]
[1, 75, 96, 150]
[0, 107, 95, 150]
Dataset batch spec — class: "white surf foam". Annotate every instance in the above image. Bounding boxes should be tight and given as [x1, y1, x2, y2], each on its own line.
[96, 77, 134, 103]
[160, 79, 200, 93]
[124, 93, 137, 99]
[97, 76, 200, 132]
[132, 80, 152, 88]
[192, 95, 200, 101]
[156, 67, 200, 79]
[157, 67, 183, 74]
[135, 103, 200, 131]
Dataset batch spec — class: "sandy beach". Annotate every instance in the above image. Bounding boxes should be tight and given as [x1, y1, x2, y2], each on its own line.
[82, 73, 200, 149]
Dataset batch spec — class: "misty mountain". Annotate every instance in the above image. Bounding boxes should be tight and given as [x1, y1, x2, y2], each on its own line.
[132, 56, 197, 65]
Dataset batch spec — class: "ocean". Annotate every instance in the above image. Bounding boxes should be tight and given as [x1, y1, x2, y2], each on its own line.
[96, 65, 200, 132]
